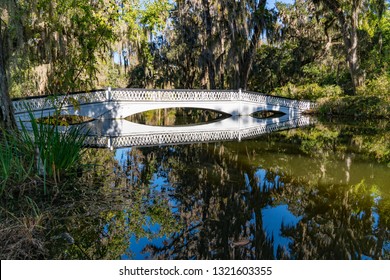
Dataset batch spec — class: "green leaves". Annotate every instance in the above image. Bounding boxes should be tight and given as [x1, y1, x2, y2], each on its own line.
[4, 0, 118, 96]
[140, 0, 173, 32]
[0, 131, 33, 194]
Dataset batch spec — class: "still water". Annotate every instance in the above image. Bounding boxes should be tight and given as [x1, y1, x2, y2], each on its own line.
[125, 108, 230, 126]
[49, 113, 390, 260]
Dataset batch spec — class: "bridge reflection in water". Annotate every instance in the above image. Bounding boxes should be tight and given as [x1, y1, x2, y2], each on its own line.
[13, 88, 315, 148]
[82, 115, 313, 148]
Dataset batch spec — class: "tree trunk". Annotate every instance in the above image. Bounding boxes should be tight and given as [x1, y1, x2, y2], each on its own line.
[321, 0, 364, 94]
[348, 30, 364, 93]
[238, 0, 267, 90]
[0, 20, 16, 131]
[348, 0, 364, 92]
[202, 0, 216, 89]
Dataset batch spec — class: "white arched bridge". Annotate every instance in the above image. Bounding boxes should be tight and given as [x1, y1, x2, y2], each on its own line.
[12, 88, 316, 148]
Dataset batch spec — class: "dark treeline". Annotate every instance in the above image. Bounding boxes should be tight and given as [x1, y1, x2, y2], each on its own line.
[128, 0, 390, 95]
[1, 0, 390, 129]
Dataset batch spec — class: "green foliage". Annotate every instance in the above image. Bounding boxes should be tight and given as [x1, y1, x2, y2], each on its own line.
[357, 73, 390, 96]
[317, 95, 390, 119]
[129, 0, 277, 89]
[2, 0, 389, 98]
[249, 0, 348, 94]
[301, 63, 351, 86]
[121, 0, 174, 88]
[271, 83, 343, 101]
[0, 107, 89, 195]
[250, 0, 388, 94]
[96, 57, 128, 88]
[3, 0, 118, 96]
[140, 0, 173, 32]
[360, 7, 390, 78]
[43, 0, 117, 93]
[0, 131, 34, 194]
[249, 44, 294, 93]
[313, 74, 390, 120]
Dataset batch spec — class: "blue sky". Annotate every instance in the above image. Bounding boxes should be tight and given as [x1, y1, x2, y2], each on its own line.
[267, 0, 295, 9]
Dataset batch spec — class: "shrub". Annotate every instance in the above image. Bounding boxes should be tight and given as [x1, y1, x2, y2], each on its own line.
[357, 73, 390, 98]
[317, 95, 390, 119]
[271, 83, 343, 101]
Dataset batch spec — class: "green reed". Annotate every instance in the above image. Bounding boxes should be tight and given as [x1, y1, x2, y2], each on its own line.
[0, 110, 87, 196]
[0, 130, 33, 195]
[19, 111, 87, 190]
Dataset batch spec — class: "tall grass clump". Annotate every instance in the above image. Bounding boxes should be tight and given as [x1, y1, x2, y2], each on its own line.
[20, 111, 88, 189]
[0, 131, 33, 195]
[1, 110, 88, 259]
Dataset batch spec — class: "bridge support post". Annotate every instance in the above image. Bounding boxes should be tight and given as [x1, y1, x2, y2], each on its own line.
[106, 87, 112, 101]
[238, 112, 242, 141]
[239, 88, 242, 116]
[107, 136, 113, 150]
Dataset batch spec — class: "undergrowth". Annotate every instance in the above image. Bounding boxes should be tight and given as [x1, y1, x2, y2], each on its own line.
[1, 111, 88, 259]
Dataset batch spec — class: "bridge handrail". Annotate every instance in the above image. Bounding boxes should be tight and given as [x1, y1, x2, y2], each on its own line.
[12, 88, 317, 114]
[109, 89, 239, 102]
[12, 91, 107, 114]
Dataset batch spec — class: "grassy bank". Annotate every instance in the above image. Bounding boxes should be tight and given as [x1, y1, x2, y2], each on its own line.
[0, 114, 88, 259]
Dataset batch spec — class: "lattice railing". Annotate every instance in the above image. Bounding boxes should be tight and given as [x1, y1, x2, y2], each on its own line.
[85, 117, 313, 148]
[110, 89, 239, 102]
[12, 91, 106, 114]
[13, 88, 316, 114]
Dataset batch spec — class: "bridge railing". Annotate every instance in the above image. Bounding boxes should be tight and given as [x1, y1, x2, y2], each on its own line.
[12, 90, 107, 114]
[12, 88, 317, 114]
[109, 88, 239, 102]
[109, 89, 316, 111]
[241, 91, 316, 111]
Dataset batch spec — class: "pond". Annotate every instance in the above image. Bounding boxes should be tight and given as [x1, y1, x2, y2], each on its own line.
[125, 108, 231, 126]
[48, 114, 390, 260]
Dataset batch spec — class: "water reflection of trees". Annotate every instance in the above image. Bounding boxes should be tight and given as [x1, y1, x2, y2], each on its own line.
[126, 108, 229, 126]
[47, 149, 131, 259]
[275, 119, 390, 164]
[128, 136, 389, 259]
[274, 180, 389, 259]
[136, 143, 276, 259]
[48, 148, 179, 259]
